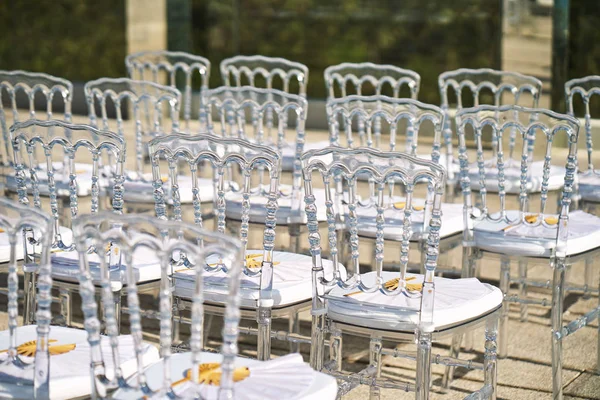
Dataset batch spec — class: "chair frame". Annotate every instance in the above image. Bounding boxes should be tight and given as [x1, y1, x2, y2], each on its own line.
[302, 146, 499, 400]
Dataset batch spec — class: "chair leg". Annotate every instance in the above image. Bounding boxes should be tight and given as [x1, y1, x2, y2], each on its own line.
[289, 310, 300, 353]
[23, 271, 37, 325]
[172, 298, 181, 346]
[597, 268, 600, 376]
[330, 327, 343, 371]
[499, 257, 511, 358]
[257, 306, 272, 361]
[310, 313, 326, 371]
[518, 259, 529, 321]
[551, 261, 566, 400]
[369, 337, 383, 400]
[59, 287, 72, 327]
[113, 291, 121, 334]
[462, 247, 476, 351]
[416, 332, 432, 400]
[441, 334, 462, 390]
[484, 316, 499, 400]
[583, 256, 593, 300]
[204, 314, 214, 347]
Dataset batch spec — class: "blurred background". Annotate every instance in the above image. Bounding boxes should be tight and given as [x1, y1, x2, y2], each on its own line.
[0, 0, 597, 127]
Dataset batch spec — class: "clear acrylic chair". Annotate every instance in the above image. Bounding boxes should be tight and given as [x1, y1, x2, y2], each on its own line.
[301, 146, 501, 400]
[84, 77, 193, 206]
[126, 50, 211, 132]
[0, 199, 158, 399]
[220, 55, 308, 96]
[456, 105, 600, 399]
[150, 132, 336, 361]
[324, 62, 420, 100]
[439, 68, 546, 195]
[0, 70, 74, 196]
[565, 75, 600, 210]
[202, 86, 314, 223]
[10, 118, 126, 326]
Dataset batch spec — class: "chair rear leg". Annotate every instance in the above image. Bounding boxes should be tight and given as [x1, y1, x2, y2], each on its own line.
[369, 336, 383, 400]
[441, 334, 462, 390]
[499, 256, 511, 358]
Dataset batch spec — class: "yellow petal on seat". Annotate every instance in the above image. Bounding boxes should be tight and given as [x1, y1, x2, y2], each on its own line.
[172, 363, 251, 387]
[524, 214, 559, 225]
[161, 177, 169, 183]
[0, 339, 76, 357]
[0, 228, 4, 233]
[345, 276, 421, 296]
[392, 202, 424, 211]
[544, 216, 559, 225]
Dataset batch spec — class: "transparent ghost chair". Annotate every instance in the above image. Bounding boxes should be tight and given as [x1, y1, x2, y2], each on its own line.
[150, 132, 338, 361]
[85, 77, 207, 208]
[0, 70, 77, 197]
[0, 198, 160, 399]
[126, 50, 211, 132]
[438, 68, 548, 196]
[324, 62, 420, 100]
[203, 86, 318, 225]
[220, 55, 308, 96]
[457, 105, 600, 399]
[565, 75, 600, 211]
[301, 147, 502, 400]
[9, 118, 128, 326]
[327, 95, 464, 270]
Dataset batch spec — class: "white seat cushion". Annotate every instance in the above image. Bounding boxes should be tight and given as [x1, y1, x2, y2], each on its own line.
[578, 172, 600, 202]
[326, 271, 502, 332]
[473, 210, 600, 257]
[0, 226, 73, 264]
[0, 325, 159, 400]
[224, 185, 327, 223]
[468, 160, 566, 194]
[51, 238, 165, 291]
[112, 352, 337, 400]
[4, 162, 95, 197]
[353, 198, 464, 240]
[175, 250, 345, 308]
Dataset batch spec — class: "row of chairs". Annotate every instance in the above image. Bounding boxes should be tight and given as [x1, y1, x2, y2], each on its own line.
[1, 102, 598, 399]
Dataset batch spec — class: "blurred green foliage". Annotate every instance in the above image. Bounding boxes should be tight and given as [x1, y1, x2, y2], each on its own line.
[0, 1, 126, 82]
[192, 0, 502, 104]
[569, 0, 600, 117]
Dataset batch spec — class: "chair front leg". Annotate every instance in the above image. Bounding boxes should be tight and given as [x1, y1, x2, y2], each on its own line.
[330, 327, 343, 371]
[484, 315, 499, 400]
[310, 313, 326, 371]
[369, 336, 383, 400]
[416, 332, 432, 400]
[551, 260, 566, 400]
[518, 259, 529, 321]
[288, 310, 300, 353]
[257, 305, 272, 360]
[499, 256, 511, 358]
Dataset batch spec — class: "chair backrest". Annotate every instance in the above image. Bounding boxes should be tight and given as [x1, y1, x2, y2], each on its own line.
[126, 50, 211, 132]
[220, 55, 309, 96]
[203, 86, 307, 191]
[149, 132, 281, 259]
[0, 71, 73, 167]
[84, 77, 181, 178]
[301, 146, 446, 330]
[10, 119, 126, 250]
[439, 68, 543, 180]
[565, 75, 600, 173]
[0, 197, 54, 398]
[456, 105, 579, 257]
[73, 212, 243, 398]
[326, 95, 445, 162]
[324, 62, 420, 100]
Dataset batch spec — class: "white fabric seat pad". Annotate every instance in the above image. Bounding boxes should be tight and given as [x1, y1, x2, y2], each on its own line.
[175, 250, 345, 308]
[353, 198, 464, 240]
[4, 162, 95, 197]
[326, 271, 502, 332]
[472, 210, 600, 257]
[578, 172, 600, 202]
[0, 226, 73, 265]
[112, 352, 337, 400]
[0, 325, 159, 400]
[224, 185, 327, 223]
[468, 160, 566, 194]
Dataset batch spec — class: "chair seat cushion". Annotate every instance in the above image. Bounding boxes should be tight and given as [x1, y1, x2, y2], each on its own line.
[352, 198, 464, 240]
[5, 162, 95, 197]
[174, 250, 345, 308]
[112, 352, 337, 400]
[224, 185, 327, 223]
[473, 210, 600, 257]
[578, 172, 600, 202]
[468, 160, 565, 194]
[0, 325, 159, 400]
[0, 226, 73, 264]
[326, 271, 502, 332]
